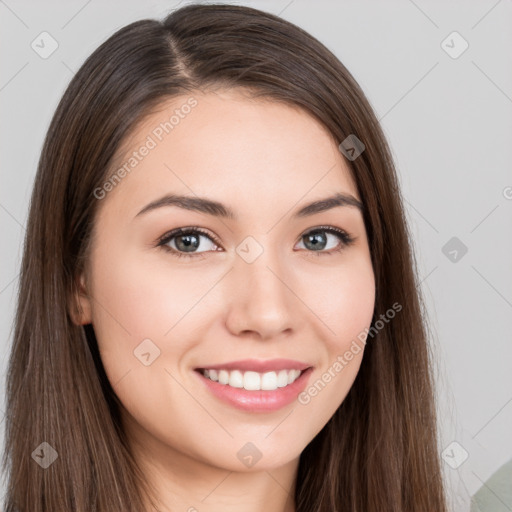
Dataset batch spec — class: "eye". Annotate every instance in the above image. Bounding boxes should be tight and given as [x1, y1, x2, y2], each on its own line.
[296, 226, 356, 256]
[156, 225, 356, 260]
[156, 227, 221, 260]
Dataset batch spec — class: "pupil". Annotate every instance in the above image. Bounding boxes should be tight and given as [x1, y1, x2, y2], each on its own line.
[306, 232, 326, 250]
[178, 235, 199, 251]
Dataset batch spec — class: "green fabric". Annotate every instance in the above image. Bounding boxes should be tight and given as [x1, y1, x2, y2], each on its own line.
[470, 458, 512, 512]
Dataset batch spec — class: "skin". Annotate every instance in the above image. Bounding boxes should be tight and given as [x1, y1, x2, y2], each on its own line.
[73, 88, 376, 512]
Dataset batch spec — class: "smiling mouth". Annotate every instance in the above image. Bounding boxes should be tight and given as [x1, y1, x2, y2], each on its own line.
[196, 367, 305, 391]
[194, 365, 314, 413]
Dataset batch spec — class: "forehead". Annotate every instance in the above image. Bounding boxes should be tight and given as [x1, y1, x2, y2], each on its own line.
[101, 89, 360, 218]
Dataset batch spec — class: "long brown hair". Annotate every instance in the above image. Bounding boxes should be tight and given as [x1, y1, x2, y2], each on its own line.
[2, 3, 448, 511]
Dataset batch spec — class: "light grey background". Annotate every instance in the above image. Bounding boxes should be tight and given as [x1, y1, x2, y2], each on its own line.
[1, 1, 511, 510]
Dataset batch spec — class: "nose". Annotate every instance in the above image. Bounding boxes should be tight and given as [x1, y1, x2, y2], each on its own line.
[224, 248, 300, 341]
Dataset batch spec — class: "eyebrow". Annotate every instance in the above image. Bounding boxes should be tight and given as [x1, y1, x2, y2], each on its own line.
[134, 192, 364, 220]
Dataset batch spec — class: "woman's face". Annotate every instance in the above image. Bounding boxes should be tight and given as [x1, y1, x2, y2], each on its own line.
[76, 88, 375, 474]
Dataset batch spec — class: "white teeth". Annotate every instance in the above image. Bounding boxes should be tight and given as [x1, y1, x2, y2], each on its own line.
[201, 368, 303, 390]
[218, 370, 229, 385]
[244, 371, 260, 390]
[278, 369, 289, 387]
[229, 370, 244, 388]
[261, 371, 277, 390]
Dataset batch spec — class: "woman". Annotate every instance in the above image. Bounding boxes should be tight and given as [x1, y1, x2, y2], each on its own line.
[2, 3, 448, 511]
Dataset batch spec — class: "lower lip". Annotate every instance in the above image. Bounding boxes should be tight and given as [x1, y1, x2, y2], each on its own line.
[194, 368, 314, 413]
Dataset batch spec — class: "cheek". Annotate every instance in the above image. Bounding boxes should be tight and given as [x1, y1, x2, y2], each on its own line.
[293, 255, 375, 417]
[87, 245, 218, 390]
[87, 249, 217, 432]
[298, 253, 376, 350]
[90, 245, 215, 341]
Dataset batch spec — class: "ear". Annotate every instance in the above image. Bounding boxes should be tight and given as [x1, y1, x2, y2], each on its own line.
[70, 272, 93, 326]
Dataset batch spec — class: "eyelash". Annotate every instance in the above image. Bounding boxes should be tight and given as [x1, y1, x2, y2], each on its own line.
[156, 225, 356, 260]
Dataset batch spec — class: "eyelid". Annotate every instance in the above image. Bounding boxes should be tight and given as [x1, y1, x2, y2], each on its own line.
[156, 226, 222, 249]
[298, 225, 355, 244]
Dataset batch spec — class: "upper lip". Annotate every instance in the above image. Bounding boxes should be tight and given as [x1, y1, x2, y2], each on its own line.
[195, 358, 312, 373]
